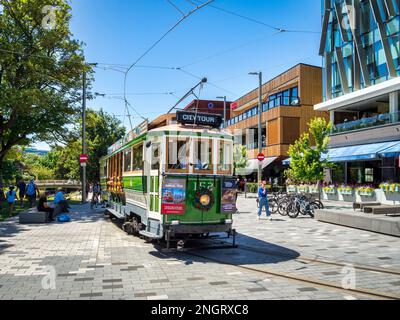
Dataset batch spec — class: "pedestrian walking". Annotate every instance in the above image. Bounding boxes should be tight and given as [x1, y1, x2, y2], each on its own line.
[16, 179, 27, 208]
[26, 179, 38, 208]
[258, 181, 272, 221]
[6, 185, 17, 218]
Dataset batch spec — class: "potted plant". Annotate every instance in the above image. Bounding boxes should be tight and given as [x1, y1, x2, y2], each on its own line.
[323, 185, 337, 195]
[357, 186, 375, 197]
[338, 185, 354, 196]
[390, 183, 400, 193]
[380, 183, 391, 193]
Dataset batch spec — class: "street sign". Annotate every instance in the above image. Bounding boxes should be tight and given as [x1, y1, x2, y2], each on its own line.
[80, 154, 88, 163]
[80, 163, 87, 167]
[257, 153, 265, 162]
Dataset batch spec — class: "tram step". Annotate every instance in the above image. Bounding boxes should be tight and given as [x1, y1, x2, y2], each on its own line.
[139, 230, 163, 240]
[106, 208, 124, 220]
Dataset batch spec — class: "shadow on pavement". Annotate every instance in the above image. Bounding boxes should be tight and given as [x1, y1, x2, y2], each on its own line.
[149, 232, 300, 266]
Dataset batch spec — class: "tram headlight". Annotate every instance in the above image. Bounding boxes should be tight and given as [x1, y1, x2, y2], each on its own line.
[225, 219, 232, 225]
[200, 194, 211, 206]
[171, 220, 180, 226]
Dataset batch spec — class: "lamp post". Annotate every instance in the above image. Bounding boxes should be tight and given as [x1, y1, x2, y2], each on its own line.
[249, 71, 263, 184]
[216, 96, 227, 129]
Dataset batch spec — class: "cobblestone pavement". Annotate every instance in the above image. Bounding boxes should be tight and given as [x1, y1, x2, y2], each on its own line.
[0, 196, 399, 300]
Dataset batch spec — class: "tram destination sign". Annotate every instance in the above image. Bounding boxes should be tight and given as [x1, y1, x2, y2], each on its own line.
[176, 111, 222, 128]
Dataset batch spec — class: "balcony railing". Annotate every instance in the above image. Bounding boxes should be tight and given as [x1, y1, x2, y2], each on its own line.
[246, 141, 267, 150]
[332, 112, 400, 134]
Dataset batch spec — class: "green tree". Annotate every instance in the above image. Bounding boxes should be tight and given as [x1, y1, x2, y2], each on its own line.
[285, 117, 332, 185]
[50, 109, 125, 182]
[0, 0, 91, 183]
[233, 144, 249, 176]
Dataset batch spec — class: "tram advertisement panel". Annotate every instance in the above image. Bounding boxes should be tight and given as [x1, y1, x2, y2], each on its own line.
[161, 178, 187, 215]
[221, 179, 237, 214]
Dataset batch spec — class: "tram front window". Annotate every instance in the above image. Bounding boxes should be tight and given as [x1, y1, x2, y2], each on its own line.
[168, 137, 189, 171]
[194, 139, 213, 173]
[218, 140, 232, 173]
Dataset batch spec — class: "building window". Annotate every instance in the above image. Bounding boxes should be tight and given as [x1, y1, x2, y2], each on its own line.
[365, 168, 374, 183]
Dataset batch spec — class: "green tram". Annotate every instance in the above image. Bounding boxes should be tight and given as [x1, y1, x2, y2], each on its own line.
[100, 111, 237, 248]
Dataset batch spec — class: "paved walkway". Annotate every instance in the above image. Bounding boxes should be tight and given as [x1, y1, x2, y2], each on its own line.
[0, 197, 399, 300]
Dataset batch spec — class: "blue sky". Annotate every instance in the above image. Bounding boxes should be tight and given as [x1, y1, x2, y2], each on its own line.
[35, 0, 323, 149]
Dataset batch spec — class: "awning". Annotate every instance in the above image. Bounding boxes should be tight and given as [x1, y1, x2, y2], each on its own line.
[282, 141, 400, 165]
[249, 157, 277, 170]
[324, 141, 400, 162]
[379, 142, 400, 158]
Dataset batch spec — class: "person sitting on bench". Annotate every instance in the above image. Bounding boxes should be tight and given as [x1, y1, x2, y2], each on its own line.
[37, 192, 55, 222]
[54, 188, 70, 213]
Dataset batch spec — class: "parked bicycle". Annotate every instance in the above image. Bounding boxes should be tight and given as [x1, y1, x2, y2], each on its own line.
[286, 194, 321, 219]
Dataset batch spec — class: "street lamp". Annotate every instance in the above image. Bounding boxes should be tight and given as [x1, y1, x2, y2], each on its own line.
[216, 96, 227, 129]
[249, 71, 263, 184]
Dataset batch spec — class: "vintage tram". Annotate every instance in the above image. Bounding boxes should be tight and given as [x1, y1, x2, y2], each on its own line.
[99, 111, 237, 247]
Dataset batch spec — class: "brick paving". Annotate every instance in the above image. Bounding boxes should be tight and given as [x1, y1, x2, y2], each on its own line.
[0, 196, 399, 300]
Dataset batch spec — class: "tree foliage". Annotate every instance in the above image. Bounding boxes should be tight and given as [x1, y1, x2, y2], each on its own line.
[285, 118, 332, 184]
[0, 0, 91, 180]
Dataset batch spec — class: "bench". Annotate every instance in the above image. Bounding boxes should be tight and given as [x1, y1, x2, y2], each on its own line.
[363, 205, 400, 215]
[19, 208, 49, 224]
[353, 202, 381, 211]
[19, 205, 64, 224]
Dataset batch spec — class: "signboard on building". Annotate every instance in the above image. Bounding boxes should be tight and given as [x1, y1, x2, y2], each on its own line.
[161, 178, 187, 215]
[221, 179, 237, 214]
[230, 102, 238, 110]
[176, 111, 222, 128]
[125, 120, 148, 144]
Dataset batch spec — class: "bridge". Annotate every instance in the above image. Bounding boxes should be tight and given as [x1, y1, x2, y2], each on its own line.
[36, 180, 82, 193]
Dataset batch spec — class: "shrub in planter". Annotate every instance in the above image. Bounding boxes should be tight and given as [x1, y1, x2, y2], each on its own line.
[390, 183, 400, 193]
[357, 187, 375, 197]
[323, 187, 336, 195]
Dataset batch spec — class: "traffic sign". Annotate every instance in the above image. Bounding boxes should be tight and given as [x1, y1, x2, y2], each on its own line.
[80, 162, 87, 167]
[80, 154, 88, 163]
[257, 153, 265, 162]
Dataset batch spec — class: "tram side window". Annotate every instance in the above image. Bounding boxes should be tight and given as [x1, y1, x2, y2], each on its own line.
[168, 137, 189, 171]
[132, 144, 143, 171]
[124, 148, 132, 172]
[194, 139, 213, 173]
[218, 140, 232, 173]
[151, 143, 160, 170]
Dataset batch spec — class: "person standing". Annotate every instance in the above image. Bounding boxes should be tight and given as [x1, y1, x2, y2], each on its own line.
[16, 179, 27, 208]
[258, 181, 272, 221]
[6, 185, 17, 218]
[26, 179, 39, 208]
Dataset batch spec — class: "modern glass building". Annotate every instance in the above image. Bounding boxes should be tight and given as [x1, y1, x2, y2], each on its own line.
[315, 0, 400, 185]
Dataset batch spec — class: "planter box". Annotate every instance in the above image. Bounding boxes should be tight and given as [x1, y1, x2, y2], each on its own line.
[298, 187, 309, 193]
[358, 191, 375, 197]
[339, 190, 354, 196]
[324, 189, 336, 195]
[287, 187, 297, 193]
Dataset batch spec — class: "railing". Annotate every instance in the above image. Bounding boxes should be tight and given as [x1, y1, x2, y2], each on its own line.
[332, 111, 400, 134]
[246, 141, 267, 150]
[36, 180, 82, 186]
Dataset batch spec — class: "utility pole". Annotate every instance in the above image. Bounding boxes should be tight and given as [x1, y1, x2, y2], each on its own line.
[82, 63, 97, 203]
[249, 71, 263, 183]
[82, 69, 87, 203]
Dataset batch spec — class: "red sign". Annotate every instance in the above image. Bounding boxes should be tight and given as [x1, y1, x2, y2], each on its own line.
[80, 154, 88, 163]
[230, 102, 238, 110]
[257, 153, 265, 162]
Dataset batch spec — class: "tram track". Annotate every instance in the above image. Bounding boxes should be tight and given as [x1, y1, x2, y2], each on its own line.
[107, 216, 400, 300]
[179, 248, 400, 300]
